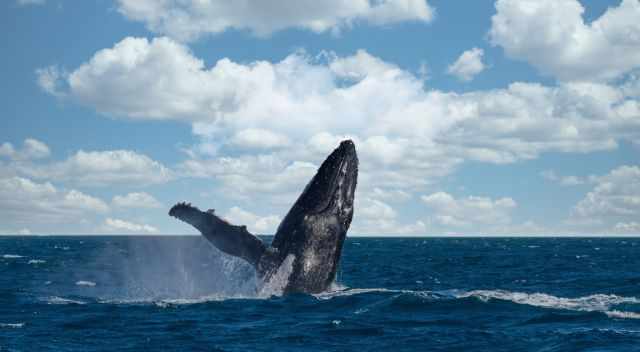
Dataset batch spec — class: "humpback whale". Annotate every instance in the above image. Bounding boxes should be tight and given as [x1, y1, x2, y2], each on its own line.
[169, 140, 358, 294]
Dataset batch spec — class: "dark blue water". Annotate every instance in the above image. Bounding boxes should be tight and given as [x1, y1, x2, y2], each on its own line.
[1, 236, 640, 351]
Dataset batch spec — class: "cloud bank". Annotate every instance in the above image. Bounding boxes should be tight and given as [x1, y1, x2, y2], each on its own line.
[116, 0, 434, 41]
[490, 0, 640, 82]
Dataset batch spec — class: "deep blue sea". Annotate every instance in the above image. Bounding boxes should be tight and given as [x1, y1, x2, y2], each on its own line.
[1, 236, 640, 351]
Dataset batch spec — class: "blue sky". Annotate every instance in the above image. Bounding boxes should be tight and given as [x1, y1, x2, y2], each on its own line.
[1, 0, 639, 236]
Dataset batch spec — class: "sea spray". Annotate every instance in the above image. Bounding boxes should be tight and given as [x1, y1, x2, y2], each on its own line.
[81, 236, 261, 302]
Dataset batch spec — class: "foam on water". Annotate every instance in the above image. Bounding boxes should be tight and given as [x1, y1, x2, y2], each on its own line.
[98, 292, 267, 307]
[314, 287, 412, 300]
[44, 296, 87, 305]
[28, 259, 46, 264]
[0, 323, 24, 328]
[605, 310, 640, 319]
[459, 290, 637, 309]
[317, 287, 640, 320]
[154, 293, 259, 307]
[2, 254, 23, 259]
[76, 280, 96, 287]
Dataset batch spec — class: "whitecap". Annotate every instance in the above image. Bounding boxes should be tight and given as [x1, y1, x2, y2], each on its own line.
[155, 294, 251, 307]
[2, 254, 23, 259]
[44, 296, 86, 305]
[28, 259, 46, 264]
[314, 287, 420, 300]
[0, 323, 24, 328]
[606, 310, 640, 319]
[99, 292, 260, 307]
[458, 289, 640, 320]
[75, 280, 96, 287]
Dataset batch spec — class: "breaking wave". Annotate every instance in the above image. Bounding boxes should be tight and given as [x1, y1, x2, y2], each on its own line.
[315, 287, 640, 320]
[456, 289, 640, 319]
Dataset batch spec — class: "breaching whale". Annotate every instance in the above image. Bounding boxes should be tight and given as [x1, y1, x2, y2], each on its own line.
[169, 140, 358, 294]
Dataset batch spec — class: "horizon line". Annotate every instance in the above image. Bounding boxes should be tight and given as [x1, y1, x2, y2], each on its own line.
[2, 234, 640, 238]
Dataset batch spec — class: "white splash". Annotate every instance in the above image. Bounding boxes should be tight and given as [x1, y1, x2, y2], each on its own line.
[258, 254, 296, 297]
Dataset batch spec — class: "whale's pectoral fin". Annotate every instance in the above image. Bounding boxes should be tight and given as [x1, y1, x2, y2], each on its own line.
[169, 202, 266, 267]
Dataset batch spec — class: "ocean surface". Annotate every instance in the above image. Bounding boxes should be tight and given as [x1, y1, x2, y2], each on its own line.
[1, 236, 639, 351]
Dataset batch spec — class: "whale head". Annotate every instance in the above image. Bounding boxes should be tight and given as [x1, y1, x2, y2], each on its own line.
[297, 139, 358, 226]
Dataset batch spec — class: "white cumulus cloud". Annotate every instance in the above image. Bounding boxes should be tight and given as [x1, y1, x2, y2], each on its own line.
[103, 218, 158, 234]
[613, 221, 640, 234]
[223, 206, 281, 234]
[0, 138, 50, 160]
[181, 155, 317, 203]
[352, 197, 426, 235]
[447, 47, 485, 82]
[41, 38, 640, 167]
[421, 192, 516, 234]
[489, 0, 640, 82]
[540, 170, 598, 186]
[112, 192, 162, 209]
[36, 66, 66, 97]
[18, 149, 172, 186]
[116, 0, 434, 41]
[570, 165, 640, 233]
[0, 176, 109, 229]
[231, 128, 291, 149]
